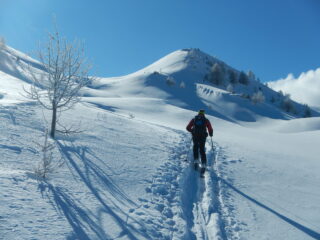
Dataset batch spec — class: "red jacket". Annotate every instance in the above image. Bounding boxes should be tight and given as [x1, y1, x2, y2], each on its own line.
[186, 115, 213, 136]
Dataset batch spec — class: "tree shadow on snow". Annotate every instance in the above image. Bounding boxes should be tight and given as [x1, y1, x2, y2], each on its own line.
[39, 182, 111, 240]
[38, 141, 153, 240]
[57, 141, 137, 207]
[218, 176, 320, 240]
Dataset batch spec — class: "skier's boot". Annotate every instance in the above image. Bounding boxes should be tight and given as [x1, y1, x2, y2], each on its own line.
[200, 159, 207, 177]
[194, 158, 199, 171]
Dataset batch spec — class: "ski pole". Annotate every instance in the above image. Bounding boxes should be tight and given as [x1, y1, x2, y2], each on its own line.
[210, 136, 214, 152]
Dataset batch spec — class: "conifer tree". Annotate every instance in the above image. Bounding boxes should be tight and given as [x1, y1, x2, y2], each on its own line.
[207, 63, 224, 85]
[229, 70, 238, 84]
[239, 71, 249, 85]
[303, 104, 312, 117]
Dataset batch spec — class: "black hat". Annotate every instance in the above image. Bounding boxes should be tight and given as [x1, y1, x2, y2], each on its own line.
[198, 109, 205, 115]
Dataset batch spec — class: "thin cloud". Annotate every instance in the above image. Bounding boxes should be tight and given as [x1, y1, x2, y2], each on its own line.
[268, 68, 320, 108]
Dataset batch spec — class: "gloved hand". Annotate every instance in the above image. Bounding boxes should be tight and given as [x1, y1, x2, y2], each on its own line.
[209, 132, 213, 137]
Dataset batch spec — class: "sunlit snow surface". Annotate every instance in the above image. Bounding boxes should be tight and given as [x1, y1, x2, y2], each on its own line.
[1, 46, 320, 239]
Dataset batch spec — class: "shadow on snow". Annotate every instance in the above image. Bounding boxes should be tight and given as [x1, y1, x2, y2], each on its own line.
[218, 176, 320, 240]
[39, 141, 153, 240]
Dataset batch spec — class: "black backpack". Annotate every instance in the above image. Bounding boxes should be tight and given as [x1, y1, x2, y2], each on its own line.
[193, 115, 207, 136]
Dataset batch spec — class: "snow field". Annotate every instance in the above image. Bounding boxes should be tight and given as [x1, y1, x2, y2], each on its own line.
[0, 103, 68, 240]
[213, 122, 320, 240]
[1, 100, 228, 239]
[4, 97, 319, 239]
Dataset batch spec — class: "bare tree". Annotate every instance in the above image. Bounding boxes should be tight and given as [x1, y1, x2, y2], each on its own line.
[166, 75, 176, 86]
[252, 91, 265, 104]
[247, 70, 256, 81]
[24, 30, 91, 138]
[226, 83, 234, 93]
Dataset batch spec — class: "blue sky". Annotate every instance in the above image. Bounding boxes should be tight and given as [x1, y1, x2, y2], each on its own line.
[1, 0, 320, 81]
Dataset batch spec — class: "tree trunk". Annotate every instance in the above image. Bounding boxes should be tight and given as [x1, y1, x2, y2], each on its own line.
[50, 106, 57, 139]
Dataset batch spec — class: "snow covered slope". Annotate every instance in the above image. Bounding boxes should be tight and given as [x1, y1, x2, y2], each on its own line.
[0, 45, 44, 104]
[84, 48, 319, 123]
[1, 45, 320, 240]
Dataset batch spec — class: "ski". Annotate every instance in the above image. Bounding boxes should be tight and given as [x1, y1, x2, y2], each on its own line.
[200, 167, 205, 178]
[199, 163, 206, 178]
[193, 160, 206, 178]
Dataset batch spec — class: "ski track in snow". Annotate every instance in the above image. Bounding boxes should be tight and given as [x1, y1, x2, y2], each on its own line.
[183, 140, 229, 240]
[135, 130, 238, 240]
[105, 126, 235, 240]
[178, 138, 244, 240]
[191, 144, 226, 240]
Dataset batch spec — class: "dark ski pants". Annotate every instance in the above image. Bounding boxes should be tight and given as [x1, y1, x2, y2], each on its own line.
[192, 136, 207, 164]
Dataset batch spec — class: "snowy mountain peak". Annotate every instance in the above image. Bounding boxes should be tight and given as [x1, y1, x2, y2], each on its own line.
[87, 48, 319, 122]
[139, 48, 227, 78]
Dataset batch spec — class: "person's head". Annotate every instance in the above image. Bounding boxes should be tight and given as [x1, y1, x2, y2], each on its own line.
[198, 109, 205, 115]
